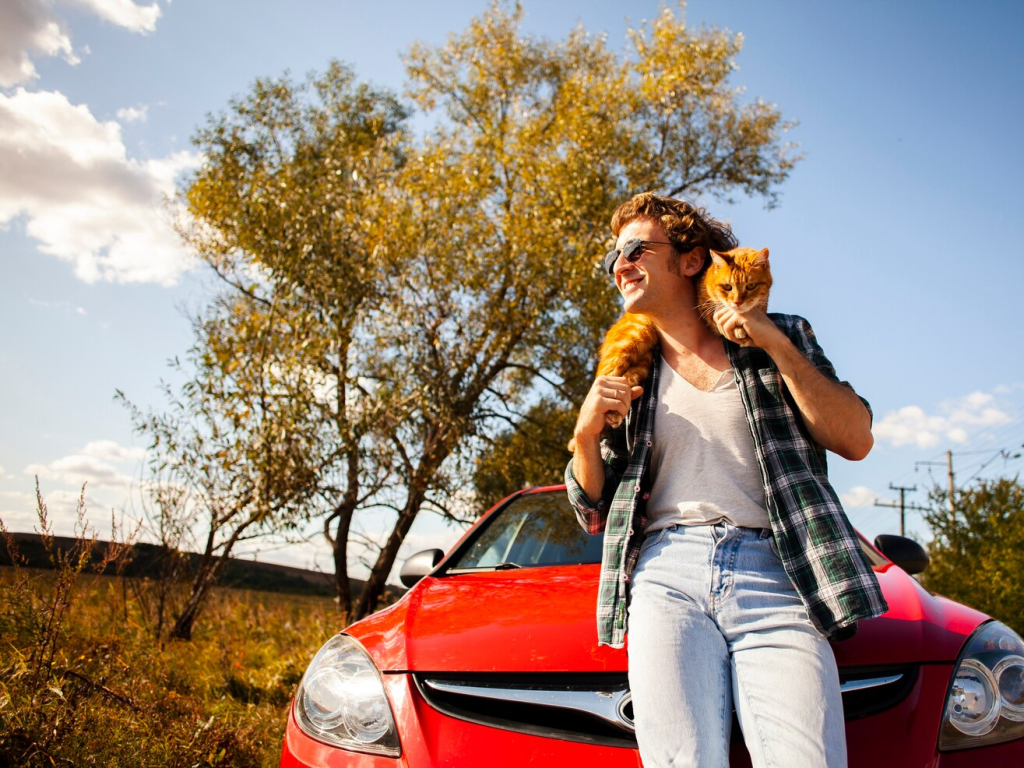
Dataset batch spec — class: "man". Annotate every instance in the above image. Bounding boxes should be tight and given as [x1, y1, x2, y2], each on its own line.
[565, 192, 886, 767]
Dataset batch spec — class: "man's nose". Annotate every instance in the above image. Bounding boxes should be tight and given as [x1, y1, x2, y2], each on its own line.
[612, 252, 633, 275]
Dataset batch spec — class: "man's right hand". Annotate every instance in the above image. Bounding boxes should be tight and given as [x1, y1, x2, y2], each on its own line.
[573, 375, 644, 446]
[571, 375, 643, 503]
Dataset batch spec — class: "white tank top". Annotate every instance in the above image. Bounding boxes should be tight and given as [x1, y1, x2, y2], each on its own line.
[645, 356, 770, 533]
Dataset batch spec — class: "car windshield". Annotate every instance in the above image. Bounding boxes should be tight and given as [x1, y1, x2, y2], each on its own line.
[448, 491, 603, 570]
[445, 488, 886, 571]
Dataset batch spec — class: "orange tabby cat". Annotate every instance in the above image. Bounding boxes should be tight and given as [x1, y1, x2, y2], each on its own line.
[696, 246, 771, 341]
[589, 246, 771, 432]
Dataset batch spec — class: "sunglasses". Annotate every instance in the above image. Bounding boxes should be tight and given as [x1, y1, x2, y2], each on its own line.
[603, 238, 675, 274]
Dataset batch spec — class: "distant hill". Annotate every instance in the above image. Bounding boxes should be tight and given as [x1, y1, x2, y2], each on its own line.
[0, 532, 404, 601]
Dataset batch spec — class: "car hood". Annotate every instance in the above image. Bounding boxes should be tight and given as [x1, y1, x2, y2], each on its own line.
[832, 561, 988, 668]
[350, 562, 988, 673]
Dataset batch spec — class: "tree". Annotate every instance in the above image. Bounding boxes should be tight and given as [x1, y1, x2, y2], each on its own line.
[473, 399, 579, 508]
[170, 2, 801, 620]
[121, 295, 329, 639]
[920, 476, 1024, 637]
[177, 61, 409, 616]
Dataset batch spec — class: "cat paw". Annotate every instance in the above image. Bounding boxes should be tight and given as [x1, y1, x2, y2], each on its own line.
[605, 412, 624, 428]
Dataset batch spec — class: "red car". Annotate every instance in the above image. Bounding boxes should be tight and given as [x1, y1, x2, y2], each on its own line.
[281, 485, 1024, 767]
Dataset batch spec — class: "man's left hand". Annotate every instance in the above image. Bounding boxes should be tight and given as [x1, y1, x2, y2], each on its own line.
[712, 307, 781, 349]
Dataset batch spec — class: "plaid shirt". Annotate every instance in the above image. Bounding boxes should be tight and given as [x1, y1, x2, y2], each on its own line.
[565, 313, 888, 648]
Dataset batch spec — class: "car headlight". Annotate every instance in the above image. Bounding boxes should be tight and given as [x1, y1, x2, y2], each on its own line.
[940, 621, 1024, 750]
[294, 634, 401, 757]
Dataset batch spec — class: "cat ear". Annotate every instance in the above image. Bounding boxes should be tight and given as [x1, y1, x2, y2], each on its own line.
[750, 248, 769, 268]
[709, 250, 730, 267]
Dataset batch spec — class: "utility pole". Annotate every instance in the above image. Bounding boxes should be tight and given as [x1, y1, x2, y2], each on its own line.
[874, 483, 929, 536]
[946, 450, 956, 514]
[917, 451, 959, 515]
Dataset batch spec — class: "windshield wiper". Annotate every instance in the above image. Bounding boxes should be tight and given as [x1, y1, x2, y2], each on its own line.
[446, 561, 523, 574]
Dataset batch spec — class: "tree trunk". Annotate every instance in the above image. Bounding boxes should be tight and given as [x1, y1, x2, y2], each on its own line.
[330, 504, 355, 615]
[353, 486, 425, 619]
[168, 515, 253, 640]
[168, 558, 223, 640]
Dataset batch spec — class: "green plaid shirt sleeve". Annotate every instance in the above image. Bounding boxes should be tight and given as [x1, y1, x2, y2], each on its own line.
[566, 313, 887, 648]
[565, 361, 658, 648]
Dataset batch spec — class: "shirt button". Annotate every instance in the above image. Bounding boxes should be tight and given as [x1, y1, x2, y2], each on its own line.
[634, 484, 641, 492]
[646, 440, 652, 447]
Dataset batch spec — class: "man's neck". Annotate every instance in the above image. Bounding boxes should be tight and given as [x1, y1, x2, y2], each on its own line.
[653, 304, 720, 355]
[652, 307, 729, 373]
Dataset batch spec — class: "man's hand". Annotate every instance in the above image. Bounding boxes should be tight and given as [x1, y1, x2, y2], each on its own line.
[574, 375, 644, 444]
[572, 375, 643, 502]
[712, 306, 782, 349]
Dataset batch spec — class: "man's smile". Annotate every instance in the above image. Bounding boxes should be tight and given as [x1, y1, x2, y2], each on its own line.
[619, 273, 644, 293]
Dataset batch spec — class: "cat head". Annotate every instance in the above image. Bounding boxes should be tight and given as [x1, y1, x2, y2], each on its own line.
[702, 247, 771, 314]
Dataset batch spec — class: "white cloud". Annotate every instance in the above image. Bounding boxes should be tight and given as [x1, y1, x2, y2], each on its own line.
[0, 0, 77, 86]
[0, 0, 160, 87]
[840, 485, 878, 509]
[873, 390, 1012, 449]
[0, 486, 112, 535]
[65, 0, 161, 34]
[82, 439, 147, 462]
[115, 104, 148, 123]
[0, 490, 37, 532]
[27, 455, 132, 490]
[0, 88, 201, 285]
[24, 439, 145, 491]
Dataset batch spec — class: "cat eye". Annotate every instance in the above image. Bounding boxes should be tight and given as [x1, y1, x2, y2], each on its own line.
[722, 284, 733, 291]
[604, 238, 675, 273]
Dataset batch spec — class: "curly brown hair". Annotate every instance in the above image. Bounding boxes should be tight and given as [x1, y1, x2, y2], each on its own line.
[610, 192, 738, 267]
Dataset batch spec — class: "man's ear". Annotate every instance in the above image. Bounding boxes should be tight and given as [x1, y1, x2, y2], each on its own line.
[679, 246, 706, 277]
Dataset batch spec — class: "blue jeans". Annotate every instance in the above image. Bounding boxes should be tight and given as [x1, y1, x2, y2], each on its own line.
[627, 523, 846, 768]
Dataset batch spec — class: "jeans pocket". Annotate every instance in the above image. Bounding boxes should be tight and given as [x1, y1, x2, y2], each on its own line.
[767, 532, 781, 559]
[639, 527, 668, 559]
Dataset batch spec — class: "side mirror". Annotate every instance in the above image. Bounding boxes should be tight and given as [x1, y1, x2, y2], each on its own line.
[874, 534, 929, 575]
[399, 548, 444, 587]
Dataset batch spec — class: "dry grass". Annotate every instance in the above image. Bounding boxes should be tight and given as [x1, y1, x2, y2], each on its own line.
[1, 554, 340, 767]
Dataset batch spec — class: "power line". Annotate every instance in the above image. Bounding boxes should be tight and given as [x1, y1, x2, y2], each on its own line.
[873, 483, 929, 537]
[916, 450, 957, 513]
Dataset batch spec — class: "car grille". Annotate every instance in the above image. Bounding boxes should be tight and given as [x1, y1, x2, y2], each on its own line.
[414, 665, 918, 747]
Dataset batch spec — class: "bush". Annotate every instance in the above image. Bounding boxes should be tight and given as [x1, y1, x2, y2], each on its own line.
[920, 476, 1024, 637]
[0, 486, 338, 767]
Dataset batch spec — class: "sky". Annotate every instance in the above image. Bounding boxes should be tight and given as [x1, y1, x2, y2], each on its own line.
[2, 0, 1023, 582]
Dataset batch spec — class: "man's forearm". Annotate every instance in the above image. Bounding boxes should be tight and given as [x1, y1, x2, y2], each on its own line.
[572, 431, 607, 503]
[763, 334, 873, 461]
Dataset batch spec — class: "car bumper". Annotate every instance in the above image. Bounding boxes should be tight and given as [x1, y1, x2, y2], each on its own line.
[281, 672, 638, 767]
[281, 664, 1024, 767]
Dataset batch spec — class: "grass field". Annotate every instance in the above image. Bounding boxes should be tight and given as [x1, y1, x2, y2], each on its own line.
[0, 566, 341, 767]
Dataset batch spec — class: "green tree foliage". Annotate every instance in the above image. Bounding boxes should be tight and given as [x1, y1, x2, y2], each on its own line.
[473, 399, 579, 507]
[921, 477, 1024, 636]
[122, 308, 327, 639]
[165, 2, 800, 620]
[165, 61, 408, 619]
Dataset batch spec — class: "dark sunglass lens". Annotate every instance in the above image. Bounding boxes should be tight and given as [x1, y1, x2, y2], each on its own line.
[604, 248, 621, 274]
[622, 239, 644, 263]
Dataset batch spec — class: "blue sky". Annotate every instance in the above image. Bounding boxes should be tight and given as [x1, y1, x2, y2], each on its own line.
[2, 0, 1023, 578]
